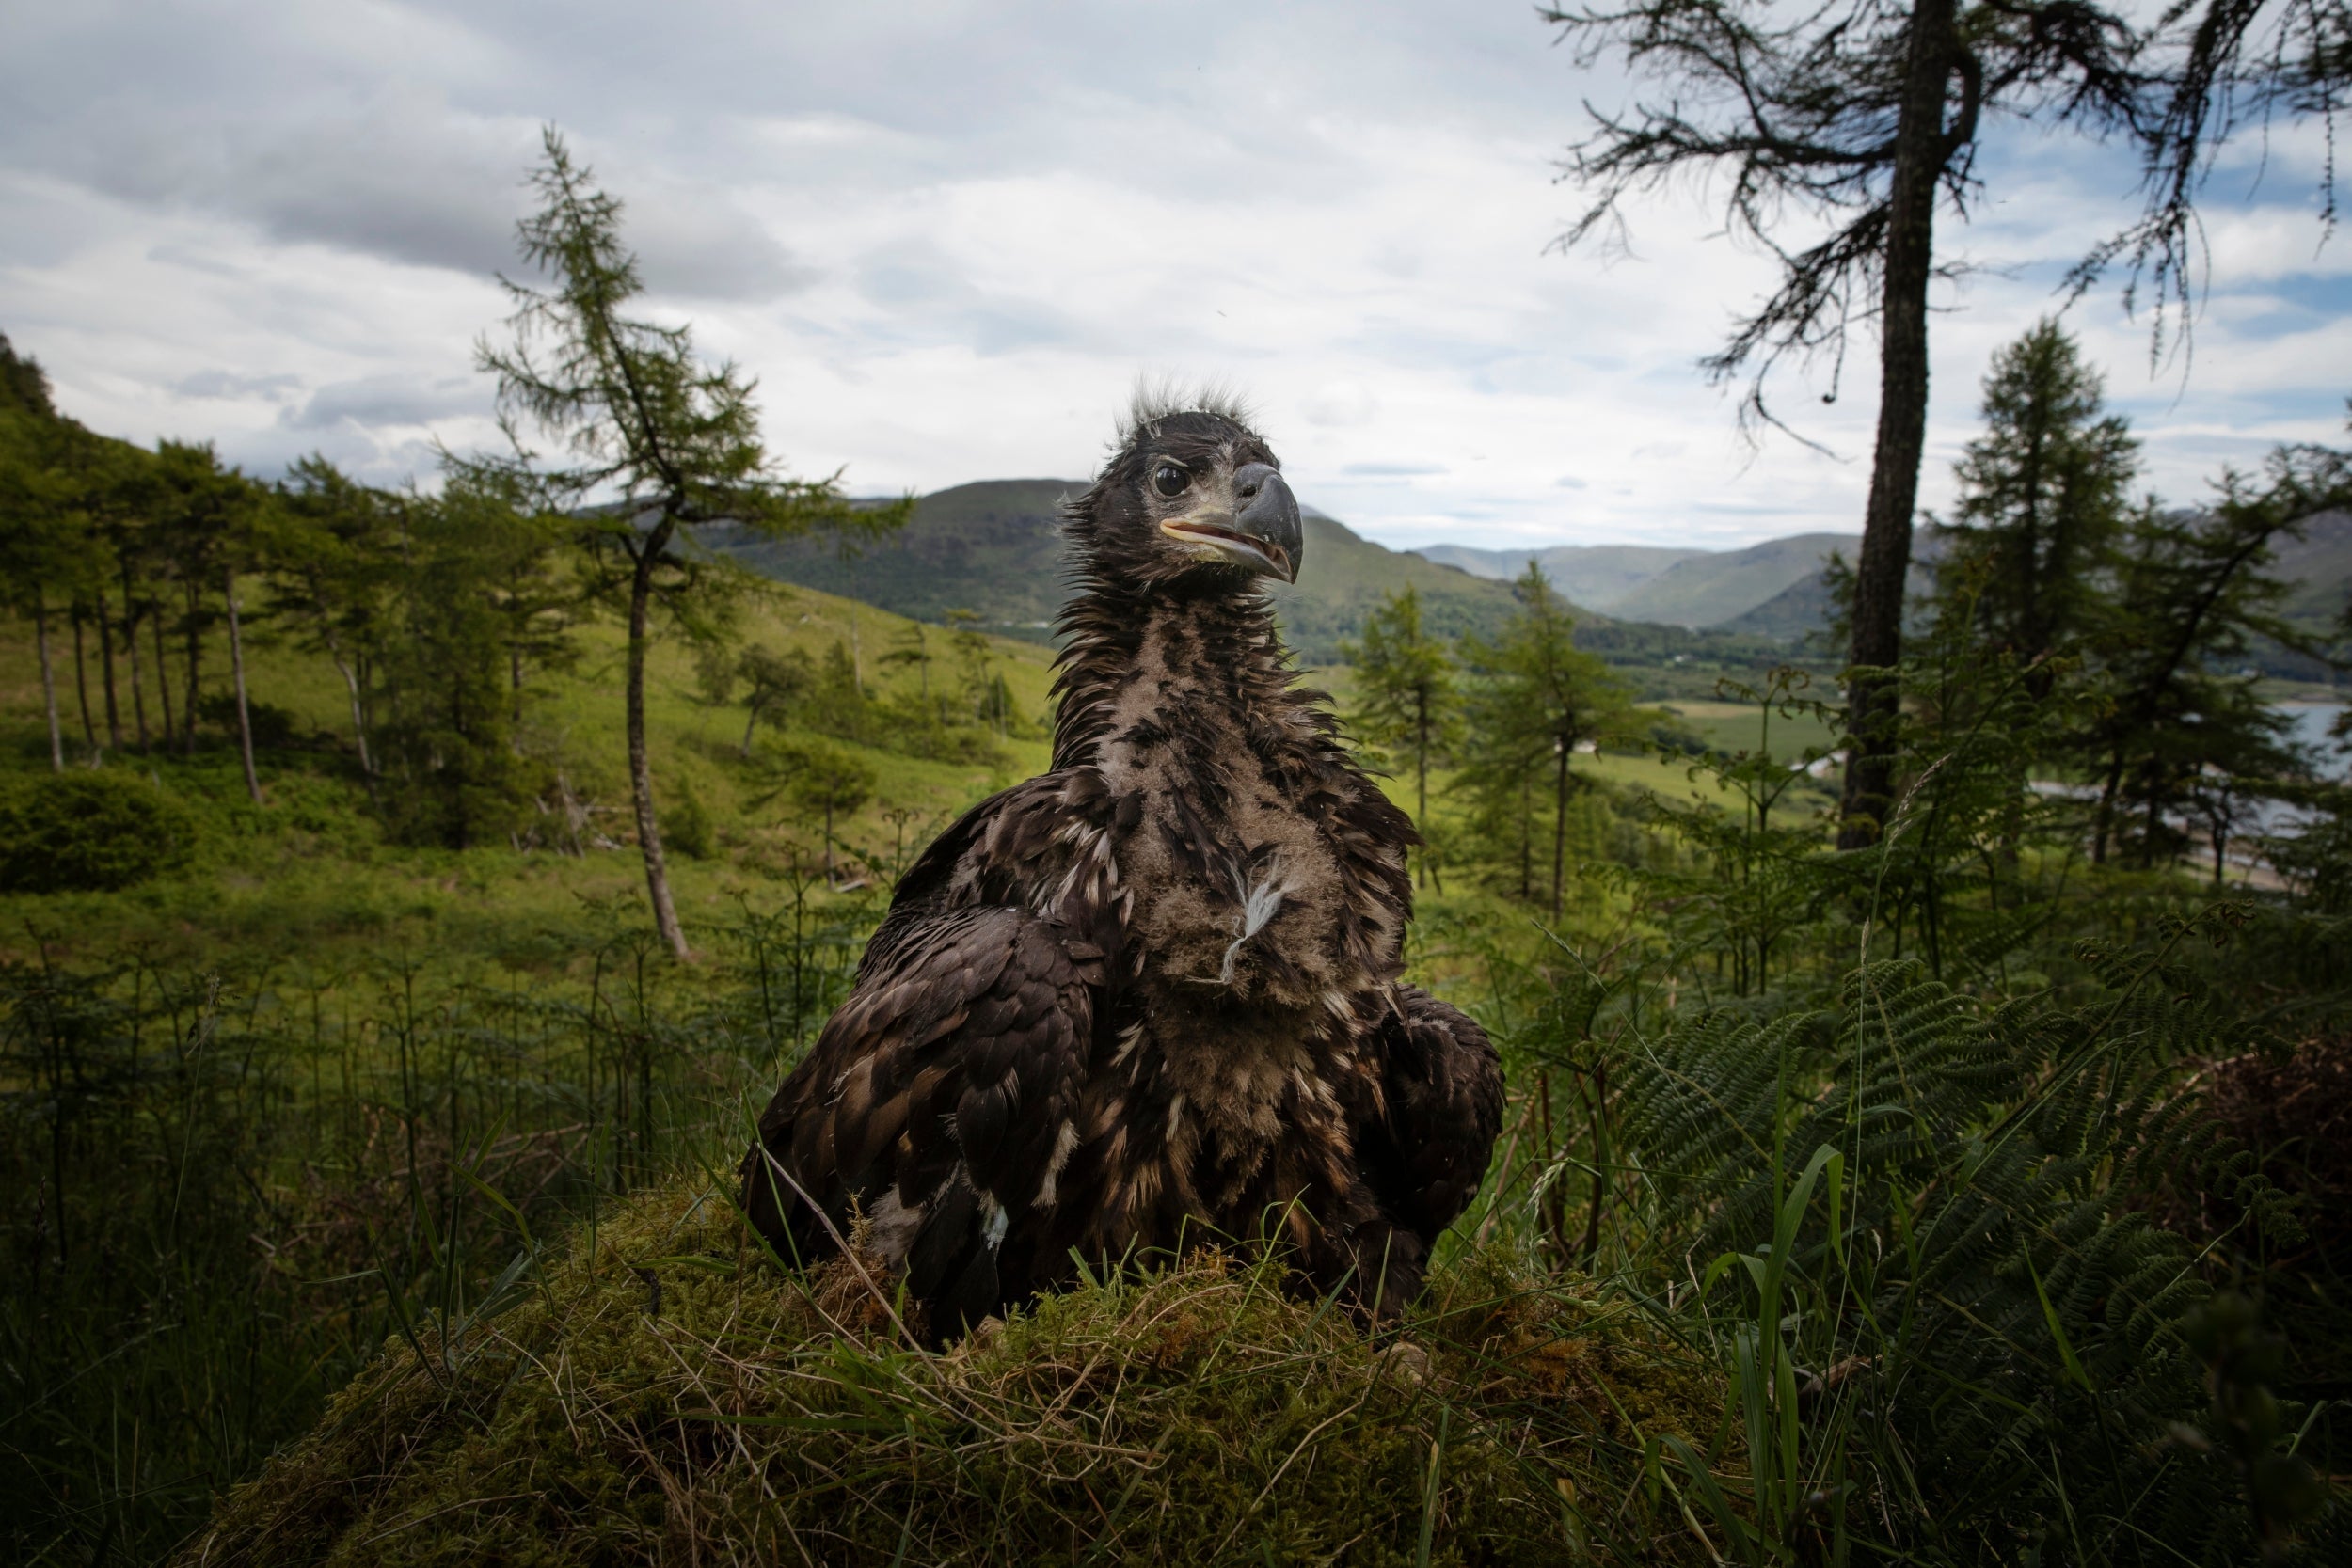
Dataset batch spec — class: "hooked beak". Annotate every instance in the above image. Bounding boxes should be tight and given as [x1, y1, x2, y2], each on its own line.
[1159, 463, 1302, 583]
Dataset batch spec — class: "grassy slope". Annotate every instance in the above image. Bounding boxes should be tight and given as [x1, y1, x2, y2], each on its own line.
[0, 550, 1835, 982]
[3, 582, 1756, 1568]
[6, 575, 1734, 973]
[0, 577, 1061, 968]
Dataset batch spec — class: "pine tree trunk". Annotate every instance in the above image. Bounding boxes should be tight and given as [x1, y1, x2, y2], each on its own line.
[1838, 0, 1955, 850]
[119, 560, 150, 751]
[123, 600, 151, 752]
[151, 607, 175, 745]
[183, 579, 204, 754]
[318, 621, 373, 777]
[72, 606, 95, 753]
[1551, 735, 1572, 924]
[181, 580, 202, 756]
[626, 536, 689, 959]
[96, 588, 121, 752]
[2091, 749, 2123, 865]
[1518, 774, 1533, 900]
[33, 591, 63, 771]
[225, 565, 263, 805]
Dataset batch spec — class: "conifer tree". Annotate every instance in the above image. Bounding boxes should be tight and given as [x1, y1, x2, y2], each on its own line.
[459, 128, 904, 958]
[734, 643, 817, 756]
[2083, 481, 2311, 866]
[1935, 321, 2138, 691]
[0, 336, 73, 769]
[1343, 586, 1461, 890]
[882, 620, 935, 706]
[373, 484, 553, 848]
[1459, 565, 1631, 922]
[275, 456, 401, 781]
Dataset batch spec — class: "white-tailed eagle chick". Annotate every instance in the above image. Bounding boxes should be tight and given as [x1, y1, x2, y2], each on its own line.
[740, 397, 1502, 1338]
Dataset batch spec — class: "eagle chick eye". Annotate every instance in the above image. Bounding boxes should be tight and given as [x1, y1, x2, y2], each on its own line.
[1151, 464, 1188, 498]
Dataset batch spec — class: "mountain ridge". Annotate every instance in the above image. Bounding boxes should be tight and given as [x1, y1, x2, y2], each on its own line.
[707, 480, 1542, 665]
[712, 482, 2350, 666]
[1409, 543, 1710, 611]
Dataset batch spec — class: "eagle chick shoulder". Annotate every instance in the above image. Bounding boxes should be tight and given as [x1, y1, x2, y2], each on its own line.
[740, 396, 1503, 1338]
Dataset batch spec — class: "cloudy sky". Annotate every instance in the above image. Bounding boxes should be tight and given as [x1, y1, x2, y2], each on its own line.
[4, 0, 2346, 552]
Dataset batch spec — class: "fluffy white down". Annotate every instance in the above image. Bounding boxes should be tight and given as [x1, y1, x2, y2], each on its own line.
[1219, 861, 1289, 986]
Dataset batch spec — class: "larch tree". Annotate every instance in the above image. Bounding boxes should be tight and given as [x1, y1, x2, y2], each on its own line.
[1342, 585, 1462, 890]
[2087, 0, 2348, 342]
[1460, 564, 1631, 923]
[275, 455, 401, 783]
[735, 643, 817, 756]
[755, 737, 876, 886]
[1542, 0, 2146, 847]
[1932, 319, 2138, 692]
[882, 621, 934, 705]
[459, 128, 905, 959]
[0, 336, 73, 769]
[2082, 433, 2349, 867]
[154, 440, 256, 768]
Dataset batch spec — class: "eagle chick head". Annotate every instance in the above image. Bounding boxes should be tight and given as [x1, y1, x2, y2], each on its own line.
[1066, 390, 1302, 591]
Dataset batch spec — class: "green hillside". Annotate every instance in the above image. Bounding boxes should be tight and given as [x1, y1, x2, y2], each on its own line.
[711, 479, 1533, 662]
[708, 480, 1077, 635]
[1715, 511, 2352, 654]
[0, 573, 1064, 966]
[1606, 531, 1858, 627]
[707, 479, 1823, 696]
[2278, 509, 2352, 628]
[1278, 511, 1529, 658]
[1719, 567, 1840, 642]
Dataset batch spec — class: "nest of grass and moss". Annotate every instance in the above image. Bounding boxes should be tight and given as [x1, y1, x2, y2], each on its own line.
[179, 1180, 1727, 1566]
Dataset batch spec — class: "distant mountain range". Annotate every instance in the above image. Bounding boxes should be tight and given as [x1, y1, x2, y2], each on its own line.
[1416, 512, 2352, 650]
[707, 480, 1532, 665]
[1412, 543, 1708, 610]
[709, 482, 2352, 665]
[1409, 533, 1860, 629]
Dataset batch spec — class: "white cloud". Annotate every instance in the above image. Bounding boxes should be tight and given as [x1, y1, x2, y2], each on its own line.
[0, 0, 2344, 547]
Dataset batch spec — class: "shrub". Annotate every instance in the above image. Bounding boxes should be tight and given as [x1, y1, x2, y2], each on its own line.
[662, 778, 716, 860]
[0, 769, 199, 893]
[196, 692, 301, 749]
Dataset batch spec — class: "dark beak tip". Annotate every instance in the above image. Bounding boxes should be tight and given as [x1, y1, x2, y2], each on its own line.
[1238, 469, 1302, 583]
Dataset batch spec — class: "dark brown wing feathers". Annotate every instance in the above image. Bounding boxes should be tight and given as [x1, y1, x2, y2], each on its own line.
[1361, 987, 1505, 1244]
[740, 902, 1098, 1333]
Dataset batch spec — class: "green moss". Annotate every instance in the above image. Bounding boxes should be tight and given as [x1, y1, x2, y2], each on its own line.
[184, 1182, 1724, 1566]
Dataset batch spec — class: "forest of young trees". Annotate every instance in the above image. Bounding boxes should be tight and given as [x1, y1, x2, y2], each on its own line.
[5, 108, 2352, 1568]
[1347, 320, 2352, 931]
